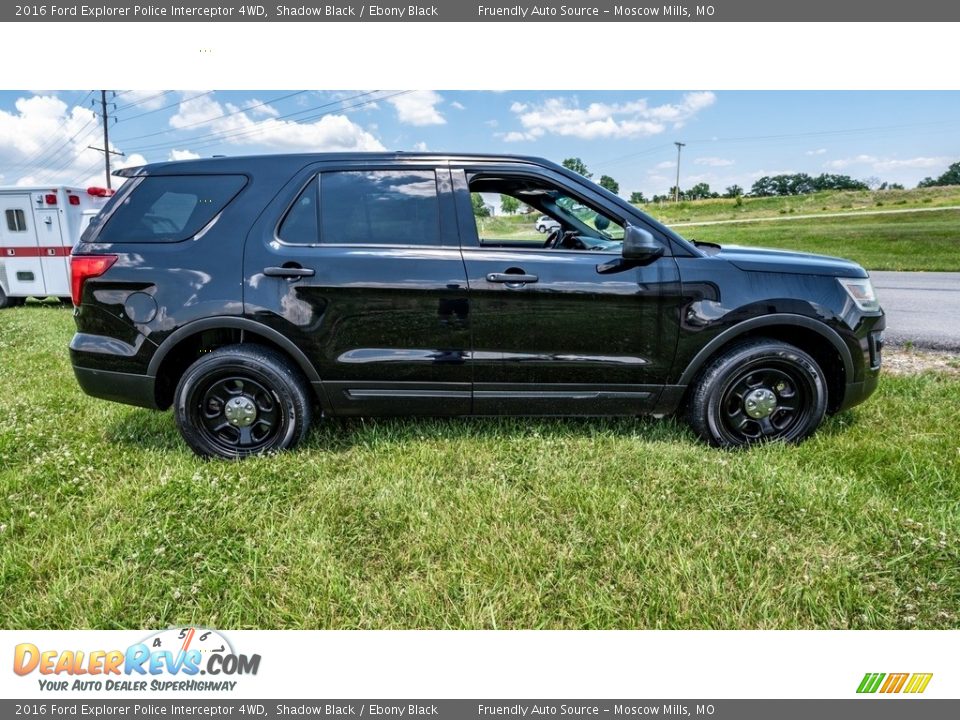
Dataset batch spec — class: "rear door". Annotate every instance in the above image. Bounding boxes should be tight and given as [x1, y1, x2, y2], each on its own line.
[452, 164, 681, 415]
[0, 193, 45, 298]
[34, 191, 70, 297]
[243, 160, 471, 416]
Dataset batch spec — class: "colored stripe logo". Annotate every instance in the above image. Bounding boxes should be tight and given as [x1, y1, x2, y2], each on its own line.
[857, 672, 933, 694]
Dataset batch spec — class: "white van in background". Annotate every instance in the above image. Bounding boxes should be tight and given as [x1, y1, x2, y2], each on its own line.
[0, 186, 113, 308]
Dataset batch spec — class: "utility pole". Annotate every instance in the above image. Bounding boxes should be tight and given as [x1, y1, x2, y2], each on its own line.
[89, 91, 123, 189]
[673, 141, 686, 202]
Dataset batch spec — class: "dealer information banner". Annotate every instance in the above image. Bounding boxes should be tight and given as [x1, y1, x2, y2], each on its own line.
[4, 0, 960, 22]
[2, 700, 959, 720]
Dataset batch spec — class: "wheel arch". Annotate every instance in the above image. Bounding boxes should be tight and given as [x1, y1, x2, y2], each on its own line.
[148, 317, 323, 410]
[676, 314, 854, 413]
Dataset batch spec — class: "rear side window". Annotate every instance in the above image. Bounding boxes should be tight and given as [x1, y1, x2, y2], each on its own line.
[5, 209, 27, 232]
[320, 170, 439, 246]
[278, 177, 319, 244]
[98, 174, 246, 243]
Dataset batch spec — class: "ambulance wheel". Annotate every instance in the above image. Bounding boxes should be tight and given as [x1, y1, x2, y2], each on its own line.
[0, 286, 24, 309]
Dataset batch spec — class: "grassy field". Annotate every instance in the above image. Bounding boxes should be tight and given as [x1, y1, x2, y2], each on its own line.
[638, 185, 960, 225]
[1, 304, 958, 630]
[477, 186, 960, 270]
[683, 209, 960, 271]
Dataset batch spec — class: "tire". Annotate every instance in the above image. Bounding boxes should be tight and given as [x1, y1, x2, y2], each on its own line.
[174, 344, 313, 459]
[0, 286, 24, 309]
[59, 296, 73, 306]
[686, 338, 828, 448]
[536, 225, 546, 233]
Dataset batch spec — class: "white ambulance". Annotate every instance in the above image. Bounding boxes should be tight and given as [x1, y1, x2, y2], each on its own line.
[0, 186, 114, 308]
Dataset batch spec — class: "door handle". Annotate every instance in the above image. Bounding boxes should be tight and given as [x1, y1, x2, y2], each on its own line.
[486, 272, 538, 284]
[264, 266, 315, 279]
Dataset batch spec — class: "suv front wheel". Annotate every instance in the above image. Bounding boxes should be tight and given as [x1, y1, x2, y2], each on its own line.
[686, 338, 828, 448]
[174, 344, 313, 459]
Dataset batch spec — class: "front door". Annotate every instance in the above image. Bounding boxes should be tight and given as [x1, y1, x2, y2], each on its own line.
[452, 166, 680, 415]
[244, 162, 471, 416]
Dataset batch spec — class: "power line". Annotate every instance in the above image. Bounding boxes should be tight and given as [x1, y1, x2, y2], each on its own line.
[122, 90, 398, 156]
[114, 90, 173, 112]
[116, 90, 215, 123]
[112, 90, 309, 143]
[5, 90, 94, 177]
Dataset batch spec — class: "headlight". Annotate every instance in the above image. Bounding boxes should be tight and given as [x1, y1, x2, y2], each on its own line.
[838, 277, 880, 312]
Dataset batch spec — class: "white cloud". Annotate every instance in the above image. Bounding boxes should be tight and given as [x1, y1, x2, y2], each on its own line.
[500, 127, 545, 143]
[450, 101, 465, 110]
[823, 154, 877, 170]
[387, 90, 446, 126]
[873, 156, 950, 170]
[413, 141, 428, 151]
[824, 154, 949, 171]
[694, 156, 734, 167]
[484, 119, 499, 128]
[167, 93, 385, 152]
[655, 160, 676, 169]
[805, 148, 827, 156]
[505, 91, 716, 141]
[0, 94, 113, 186]
[117, 90, 171, 111]
[242, 99, 280, 117]
[169, 149, 202, 161]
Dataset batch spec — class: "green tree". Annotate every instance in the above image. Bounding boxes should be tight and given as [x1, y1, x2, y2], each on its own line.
[687, 182, 712, 200]
[599, 175, 620, 194]
[723, 184, 743, 198]
[562, 157, 592, 178]
[471, 193, 490, 217]
[919, 160, 960, 187]
[500, 194, 520, 214]
[629, 191, 647, 204]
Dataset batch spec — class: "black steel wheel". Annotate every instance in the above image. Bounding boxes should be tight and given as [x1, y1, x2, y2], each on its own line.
[174, 344, 312, 459]
[686, 339, 828, 448]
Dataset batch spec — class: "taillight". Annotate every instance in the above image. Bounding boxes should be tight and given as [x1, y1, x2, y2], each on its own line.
[68, 195, 80, 206]
[45, 193, 57, 205]
[87, 187, 114, 197]
[70, 254, 117, 306]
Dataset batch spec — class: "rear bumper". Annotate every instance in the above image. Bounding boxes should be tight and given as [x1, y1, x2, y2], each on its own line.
[72, 366, 159, 410]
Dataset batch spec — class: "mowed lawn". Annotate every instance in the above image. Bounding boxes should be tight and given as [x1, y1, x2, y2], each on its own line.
[0, 304, 958, 629]
[678, 209, 960, 271]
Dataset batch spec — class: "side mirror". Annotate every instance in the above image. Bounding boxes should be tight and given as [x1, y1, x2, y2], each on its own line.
[622, 225, 664, 263]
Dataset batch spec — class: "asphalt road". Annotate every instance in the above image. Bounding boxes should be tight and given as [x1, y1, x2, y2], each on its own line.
[871, 271, 960, 350]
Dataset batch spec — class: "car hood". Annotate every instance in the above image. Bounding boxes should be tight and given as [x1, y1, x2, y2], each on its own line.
[713, 244, 869, 278]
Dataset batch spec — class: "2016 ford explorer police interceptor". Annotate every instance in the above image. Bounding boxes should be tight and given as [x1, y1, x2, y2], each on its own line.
[0, 186, 113, 308]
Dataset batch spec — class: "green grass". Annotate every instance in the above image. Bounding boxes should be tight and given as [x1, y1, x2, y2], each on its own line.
[1, 304, 959, 629]
[639, 185, 960, 225]
[683, 210, 960, 271]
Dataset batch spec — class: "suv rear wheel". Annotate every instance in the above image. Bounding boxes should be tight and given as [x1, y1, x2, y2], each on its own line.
[686, 338, 827, 448]
[174, 344, 313, 459]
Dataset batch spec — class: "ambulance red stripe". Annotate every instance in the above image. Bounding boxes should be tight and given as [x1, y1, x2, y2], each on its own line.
[0, 246, 73, 257]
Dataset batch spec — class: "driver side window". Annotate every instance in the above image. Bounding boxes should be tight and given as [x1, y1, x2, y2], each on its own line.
[467, 175, 624, 252]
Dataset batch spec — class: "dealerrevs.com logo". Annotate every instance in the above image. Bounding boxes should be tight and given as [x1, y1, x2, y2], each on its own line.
[13, 628, 261, 692]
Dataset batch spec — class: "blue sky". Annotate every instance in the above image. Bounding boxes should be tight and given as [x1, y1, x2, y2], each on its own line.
[1, 90, 957, 197]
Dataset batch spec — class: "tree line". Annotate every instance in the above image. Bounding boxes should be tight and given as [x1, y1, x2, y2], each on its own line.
[552, 157, 960, 206]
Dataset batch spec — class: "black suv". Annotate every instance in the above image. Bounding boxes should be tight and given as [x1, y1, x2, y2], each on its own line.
[70, 153, 884, 458]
